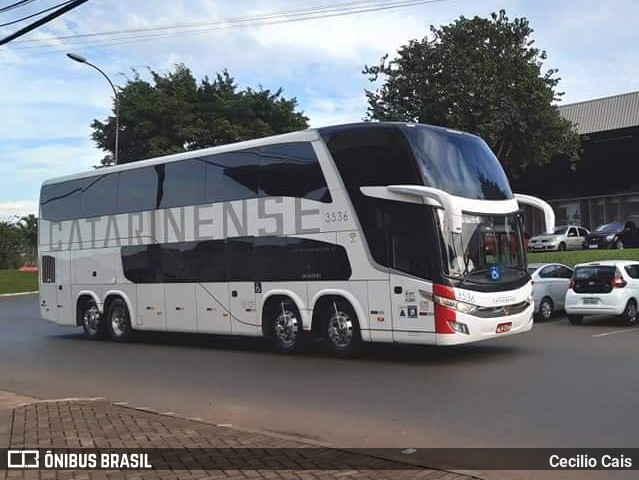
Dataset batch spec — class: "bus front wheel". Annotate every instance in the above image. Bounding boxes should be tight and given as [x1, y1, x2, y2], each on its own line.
[106, 298, 133, 342]
[322, 300, 361, 357]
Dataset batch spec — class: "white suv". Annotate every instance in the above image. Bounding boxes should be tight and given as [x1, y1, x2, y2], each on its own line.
[564, 261, 639, 325]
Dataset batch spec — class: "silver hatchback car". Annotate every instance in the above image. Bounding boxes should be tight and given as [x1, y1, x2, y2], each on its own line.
[528, 263, 574, 320]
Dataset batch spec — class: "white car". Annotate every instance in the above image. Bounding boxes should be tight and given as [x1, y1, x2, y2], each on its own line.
[528, 225, 589, 252]
[564, 261, 639, 325]
[528, 263, 573, 320]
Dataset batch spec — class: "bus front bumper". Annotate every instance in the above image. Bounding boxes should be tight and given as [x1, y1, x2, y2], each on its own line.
[436, 303, 534, 346]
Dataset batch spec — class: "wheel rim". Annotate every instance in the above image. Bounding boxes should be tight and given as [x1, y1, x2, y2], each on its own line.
[110, 305, 127, 337]
[627, 302, 637, 323]
[541, 301, 552, 319]
[82, 304, 100, 336]
[274, 309, 299, 347]
[327, 311, 354, 348]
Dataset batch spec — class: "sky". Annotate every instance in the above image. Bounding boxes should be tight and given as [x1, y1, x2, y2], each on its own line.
[1, 0, 639, 218]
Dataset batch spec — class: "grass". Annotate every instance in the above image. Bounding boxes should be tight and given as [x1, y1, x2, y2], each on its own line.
[0, 270, 38, 295]
[528, 248, 639, 268]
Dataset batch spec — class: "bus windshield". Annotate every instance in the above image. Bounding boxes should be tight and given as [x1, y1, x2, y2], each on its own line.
[439, 212, 528, 288]
[403, 125, 513, 201]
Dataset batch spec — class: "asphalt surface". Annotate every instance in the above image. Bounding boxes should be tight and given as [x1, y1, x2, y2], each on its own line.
[1, 293, 638, 480]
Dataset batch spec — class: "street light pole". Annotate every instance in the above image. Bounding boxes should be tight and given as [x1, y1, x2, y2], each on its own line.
[66, 53, 120, 165]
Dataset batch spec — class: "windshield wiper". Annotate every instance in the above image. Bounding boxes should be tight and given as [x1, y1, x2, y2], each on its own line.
[455, 266, 530, 289]
[455, 268, 493, 289]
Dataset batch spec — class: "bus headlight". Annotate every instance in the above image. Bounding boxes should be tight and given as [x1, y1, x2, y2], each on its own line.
[433, 295, 478, 315]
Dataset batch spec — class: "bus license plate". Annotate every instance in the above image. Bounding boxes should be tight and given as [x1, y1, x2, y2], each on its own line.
[496, 322, 512, 333]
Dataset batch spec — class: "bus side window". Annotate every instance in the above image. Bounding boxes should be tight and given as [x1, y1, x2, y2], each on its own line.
[116, 167, 159, 214]
[258, 143, 331, 202]
[203, 150, 259, 203]
[158, 159, 206, 209]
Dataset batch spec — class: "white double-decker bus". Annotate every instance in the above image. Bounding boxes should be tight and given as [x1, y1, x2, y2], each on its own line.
[38, 122, 554, 355]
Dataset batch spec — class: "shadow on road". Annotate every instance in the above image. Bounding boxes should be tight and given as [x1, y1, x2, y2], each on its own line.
[50, 327, 523, 365]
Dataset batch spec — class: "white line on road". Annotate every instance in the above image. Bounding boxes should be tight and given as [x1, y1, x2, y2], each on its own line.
[592, 328, 639, 338]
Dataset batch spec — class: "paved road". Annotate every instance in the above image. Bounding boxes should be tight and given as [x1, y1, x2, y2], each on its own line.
[1, 294, 638, 480]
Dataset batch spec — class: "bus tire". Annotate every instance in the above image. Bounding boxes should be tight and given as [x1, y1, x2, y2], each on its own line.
[79, 298, 106, 340]
[266, 297, 308, 354]
[321, 299, 361, 357]
[106, 298, 133, 342]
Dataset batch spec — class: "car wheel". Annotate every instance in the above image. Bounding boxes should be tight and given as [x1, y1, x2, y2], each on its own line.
[80, 299, 106, 340]
[567, 314, 584, 325]
[614, 240, 624, 250]
[621, 299, 638, 326]
[322, 299, 361, 357]
[106, 298, 133, 342]
[537, 297, 554, 321]
[268, 298, 308, 354]
[558, 242, 566, 251]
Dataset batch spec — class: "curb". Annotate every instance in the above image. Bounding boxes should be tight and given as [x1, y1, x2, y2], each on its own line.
[0, 291, 38, 298]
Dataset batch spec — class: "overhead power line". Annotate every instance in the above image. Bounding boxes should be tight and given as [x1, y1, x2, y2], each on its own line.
[0, 0, 90, 46]
[0, 0, 39, 14]
[0, 0, 74, 27]
[4, 0, 453, 53]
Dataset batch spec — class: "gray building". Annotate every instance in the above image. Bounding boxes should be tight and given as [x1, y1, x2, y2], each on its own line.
[514, 90, 639, 234]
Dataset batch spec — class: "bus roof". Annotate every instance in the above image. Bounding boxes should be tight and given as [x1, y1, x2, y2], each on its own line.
[41, 122, 466, 186]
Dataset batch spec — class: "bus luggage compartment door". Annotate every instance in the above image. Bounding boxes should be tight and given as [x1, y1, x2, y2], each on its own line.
[390, 274, 434, 339]
[228, 282, 259, 336]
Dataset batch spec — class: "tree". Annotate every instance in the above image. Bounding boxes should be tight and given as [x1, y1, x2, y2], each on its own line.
[363, 10, 581, 177]
[17, 214, 37, 266]
[0, 221, 23, 270]
[92, 65, 309, 165]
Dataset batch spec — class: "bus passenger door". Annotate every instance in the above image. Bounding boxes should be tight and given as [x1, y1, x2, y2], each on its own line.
[390, 273, 435, 339]
[54, 251, 73, 325]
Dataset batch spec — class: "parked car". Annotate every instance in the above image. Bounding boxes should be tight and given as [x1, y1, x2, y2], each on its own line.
[528, 225, 589, 252]
[564, 261, 639, 325]
[528, 263, 573, 320]
[583, 221, 639, 249]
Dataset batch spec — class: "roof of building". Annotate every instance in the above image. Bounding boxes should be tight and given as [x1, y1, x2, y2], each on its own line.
[558, 90, 639, 135]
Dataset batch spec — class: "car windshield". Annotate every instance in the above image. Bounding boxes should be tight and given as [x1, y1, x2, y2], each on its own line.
[527, 266, 539, 275]
[552, 227, 568, 235]
[594, 222, 623, 233]
[439, 212, 527, 287]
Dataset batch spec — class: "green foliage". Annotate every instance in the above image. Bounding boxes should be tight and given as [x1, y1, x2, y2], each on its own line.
[0, 216, 38, 269]
[363, 10, 581, 178]
[92, 65, 309, 165]
[528, 249, 639, 268]
[0, 270, 38, 295]
[0, 222, 25, 269]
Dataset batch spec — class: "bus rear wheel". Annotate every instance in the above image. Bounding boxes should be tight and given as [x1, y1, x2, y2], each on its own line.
[322, 300, 361, 357]
[268, 298, 308, 354]
[106, 298, 133, 342]
[80, 299, 105, 340]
